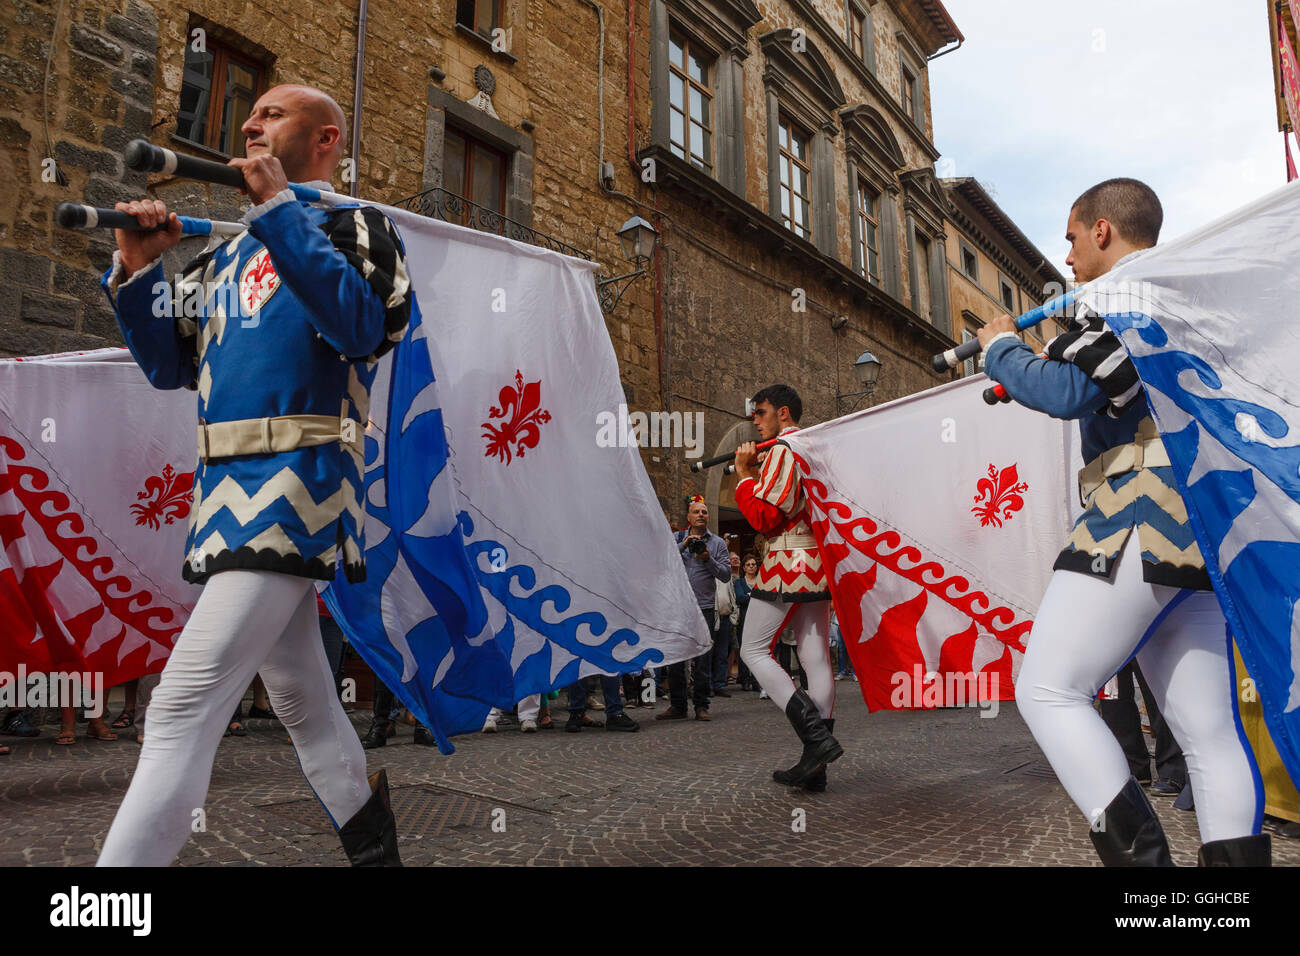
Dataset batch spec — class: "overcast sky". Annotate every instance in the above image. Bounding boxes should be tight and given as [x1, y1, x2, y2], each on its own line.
[929, 0, 1287, 278]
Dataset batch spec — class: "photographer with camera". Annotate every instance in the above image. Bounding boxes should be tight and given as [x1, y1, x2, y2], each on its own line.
[658, 495, 731, 722]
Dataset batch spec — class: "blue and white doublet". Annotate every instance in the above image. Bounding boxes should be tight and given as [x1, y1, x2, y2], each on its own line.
[984, 299, 1211, 591]
[102, 184, 410, 584]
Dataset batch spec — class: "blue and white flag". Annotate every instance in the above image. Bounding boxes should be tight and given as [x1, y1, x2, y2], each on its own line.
[1082, 181, 1300, 780]
[325, 205, 711, 753]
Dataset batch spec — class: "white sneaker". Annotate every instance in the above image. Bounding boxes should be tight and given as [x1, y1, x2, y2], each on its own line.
[852, 674, 859, 683]
[481, 716, 498, 733]
[520, 718, 537, 733]
[759, 689, 769, 700]
[834, 674, 845, 681]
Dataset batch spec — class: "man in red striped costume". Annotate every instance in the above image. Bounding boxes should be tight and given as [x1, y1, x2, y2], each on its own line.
[734, 384, 842, 790]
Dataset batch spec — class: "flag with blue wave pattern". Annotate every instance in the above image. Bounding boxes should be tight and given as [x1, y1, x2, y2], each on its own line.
[1082, 180, 1300, 781]
[324, 204, 711, 753]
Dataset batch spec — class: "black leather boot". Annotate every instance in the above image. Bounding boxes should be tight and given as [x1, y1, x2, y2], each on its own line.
[338, 769, 402, 866]
[802, 719, 833, 792]
[1089, 777, 1174, 866]
[1198, 834, 1271, 867]
[772, 691, 841, 787]
[360, 718, 392, 749]
[773, 718, 834, 790]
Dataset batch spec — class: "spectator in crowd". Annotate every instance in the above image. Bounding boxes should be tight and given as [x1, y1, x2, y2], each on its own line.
[226, 675, 276, 737]
[622, 670, 651, 708]
[55, 705, 117, 746]
[1099, 661, 1187, 795]
[659, 496, 730, 722]
[735, 552, 760, 691]
[2, 707, 41, 739]
[317, 593, 347, 699]
[109, 679, 139, 733]
[711, 556, 739, 698]
[565, 676, 639, 732]
[763, 629, 803, 700]
[483, 694, 551, 733]
[361, 678, 436, 747]
[831, 610, 855, 681]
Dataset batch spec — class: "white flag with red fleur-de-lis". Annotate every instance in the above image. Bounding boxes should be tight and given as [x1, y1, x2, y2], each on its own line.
[781, 375, 1083, 711]
[0, 348, 201, 687]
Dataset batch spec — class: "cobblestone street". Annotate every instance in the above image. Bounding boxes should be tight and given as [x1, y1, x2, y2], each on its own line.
[3, 687, 1297, 867]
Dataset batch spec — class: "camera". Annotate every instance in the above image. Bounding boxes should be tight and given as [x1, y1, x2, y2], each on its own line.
[685, 536, 708, 555]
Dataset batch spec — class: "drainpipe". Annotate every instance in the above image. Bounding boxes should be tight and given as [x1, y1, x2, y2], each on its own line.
[927, 38, 962, 62]
[577, 0, 606, 184]
[350, 0, 368, 197]
[626, 0, 637, 169]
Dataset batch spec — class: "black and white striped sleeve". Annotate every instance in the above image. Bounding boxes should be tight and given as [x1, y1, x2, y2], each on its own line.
[1044, 310, 1143, 418]
[323, 206, 412, 362]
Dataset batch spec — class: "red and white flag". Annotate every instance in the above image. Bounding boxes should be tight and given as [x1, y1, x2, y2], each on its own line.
[0, 349, 200, 687]
[782, 375, 1082, 710]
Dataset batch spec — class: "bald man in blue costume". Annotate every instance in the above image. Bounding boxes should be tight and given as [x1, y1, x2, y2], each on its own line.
[96, 85, 409, 866]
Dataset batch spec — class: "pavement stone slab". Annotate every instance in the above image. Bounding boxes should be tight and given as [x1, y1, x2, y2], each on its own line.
[1, 690, 1296, 866]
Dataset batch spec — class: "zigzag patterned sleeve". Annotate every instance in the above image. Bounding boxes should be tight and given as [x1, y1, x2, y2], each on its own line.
[101, 244, 216, 391]
[754, 443, 802, 516]
[171, 246, 219, 392]
[1044, 310, 1143, 418]
[323, 206, 412, 362]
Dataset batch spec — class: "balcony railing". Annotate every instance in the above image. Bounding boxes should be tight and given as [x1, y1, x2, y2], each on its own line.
[394, 186, 593, 261]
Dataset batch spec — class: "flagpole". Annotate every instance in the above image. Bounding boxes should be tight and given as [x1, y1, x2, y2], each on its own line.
[931, 290, 1076, 372]
[689, 436, 781, 473]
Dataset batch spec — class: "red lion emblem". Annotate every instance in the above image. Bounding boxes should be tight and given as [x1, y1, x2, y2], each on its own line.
[971, 463, 1028, 528]
[130, 464, 195, 530]
[239, 248, 280, 316]
[482, 370, 551, 465]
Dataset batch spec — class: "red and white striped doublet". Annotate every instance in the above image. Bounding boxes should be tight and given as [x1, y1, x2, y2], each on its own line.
[734, 428, 829, 602]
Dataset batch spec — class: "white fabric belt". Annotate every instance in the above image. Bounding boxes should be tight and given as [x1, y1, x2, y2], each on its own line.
[197, 414, 363, 462]
[766, 531, 817, 551]
[1078, 435, 1171, 503]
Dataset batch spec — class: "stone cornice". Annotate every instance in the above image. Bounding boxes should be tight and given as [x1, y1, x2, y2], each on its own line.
[758, 28, 847, 120]
[899, 168, 946, 236]
[840, 104, 905, 187]
[665, 0, 763, 59]
[945, 203, 1051, 299]
[942, 178, 1066, 291]
[782, 0, 940, 162]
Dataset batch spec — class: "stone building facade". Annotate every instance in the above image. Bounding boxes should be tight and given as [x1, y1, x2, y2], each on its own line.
[940, 176, 1067, 379]
[1, 0, 976, 531]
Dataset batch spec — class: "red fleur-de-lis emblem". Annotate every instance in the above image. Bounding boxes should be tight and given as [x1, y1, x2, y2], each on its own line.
[971, 463, 1028, 528]
[482, 370, 552, 465]
[130, 464, 195, 530]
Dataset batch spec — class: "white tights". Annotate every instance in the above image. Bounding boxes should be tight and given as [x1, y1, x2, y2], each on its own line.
[97, 570, 371, 866]
[739, 598, 834, 716]
[1016, 535, 1261, 843]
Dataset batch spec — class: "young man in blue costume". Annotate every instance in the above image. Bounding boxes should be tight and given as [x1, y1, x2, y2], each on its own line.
[979, 178, 1267, 867]
[96, 85, 409, 866]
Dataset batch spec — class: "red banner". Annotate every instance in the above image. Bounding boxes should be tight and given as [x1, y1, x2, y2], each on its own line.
[1281, 6, 1300, 135]
[1289, 133, 1299, 183]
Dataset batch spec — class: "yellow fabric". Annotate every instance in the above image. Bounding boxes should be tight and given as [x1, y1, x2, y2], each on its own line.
[1235, 643, 1299, 823]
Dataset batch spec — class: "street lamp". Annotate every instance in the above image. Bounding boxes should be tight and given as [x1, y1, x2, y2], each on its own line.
[617, 215, 657, 266]
[836, 349, 882, 415]
[597, 216, 659, 312]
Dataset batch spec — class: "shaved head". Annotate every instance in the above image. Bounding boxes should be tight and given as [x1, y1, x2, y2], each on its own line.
[266, 84, 348, 158]
[241, 84, 349, 182]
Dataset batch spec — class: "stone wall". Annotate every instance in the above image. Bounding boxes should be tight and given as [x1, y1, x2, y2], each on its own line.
[0, 0, 962, 521]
